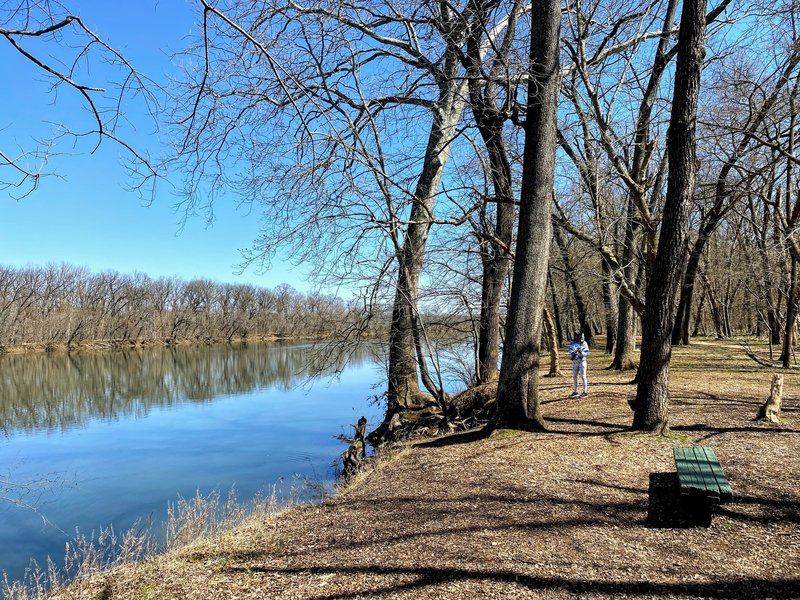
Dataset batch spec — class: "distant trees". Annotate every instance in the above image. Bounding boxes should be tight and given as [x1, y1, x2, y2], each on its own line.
[0, 264, 359, 350]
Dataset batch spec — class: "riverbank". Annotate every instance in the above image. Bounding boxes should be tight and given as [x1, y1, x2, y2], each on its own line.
[43, 341, 800, 598]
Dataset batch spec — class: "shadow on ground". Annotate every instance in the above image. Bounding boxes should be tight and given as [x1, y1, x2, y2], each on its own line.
[221, 562, 800, 600]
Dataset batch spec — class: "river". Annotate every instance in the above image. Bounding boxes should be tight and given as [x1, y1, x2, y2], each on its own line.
[0, 342, 388, 585]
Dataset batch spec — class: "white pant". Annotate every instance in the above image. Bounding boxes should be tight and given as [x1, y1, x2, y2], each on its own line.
[572, 359, 588, 394]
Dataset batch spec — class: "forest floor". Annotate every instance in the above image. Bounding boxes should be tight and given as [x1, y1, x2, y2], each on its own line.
[51, 339, 800, 599]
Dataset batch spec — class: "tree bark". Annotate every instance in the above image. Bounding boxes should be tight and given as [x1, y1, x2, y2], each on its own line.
[692, 289, 706, 337]
[699, 269, 725, 338]
[472, 118, 514, 386]
[782, 111, 797, 367]
[610, 196, 641, 371]
[493, 0, 561, 430]
[612, 288, 639, 370]
[548, 268, 565, 347]
[632, 0, 707, 433]
[477, 228, 511, 383]
[782, 254, 798, 367]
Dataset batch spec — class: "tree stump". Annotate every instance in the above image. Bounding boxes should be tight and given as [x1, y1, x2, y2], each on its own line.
[757, 373, 783, 424]
[340, 416, 368, 480]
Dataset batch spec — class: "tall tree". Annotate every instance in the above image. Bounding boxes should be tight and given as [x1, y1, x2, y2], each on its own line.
[464, 0, 525, 384]
[164, 0, 498, 440]
[556, 0, 680, 371]
[493, 0, 562, 430]
[632, 0, 708, 432]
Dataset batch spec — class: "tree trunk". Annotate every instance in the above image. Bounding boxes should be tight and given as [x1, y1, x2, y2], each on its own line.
[543, 305, 563, 377]
[768, 307, 781, 345]
[467, 2, 520, 385]
[782, 254, 798, 368]
[757, 373, 783, 423]
[385, 56, 468, 424]
[493, 0, 561, 430]
[755, 202, 782, 345]
[548, 269, 565, 347]
[782, 114, 797, 367]
[610, 197, 641, 371]
[601, 258, 617, 354]
[612, 292, 639, 370]
[700, 269, 726, 338]
[673, 246, 701, 345]
[474, 130, 515, 384]
[554, 225, 593, 345]
[692, 290, 706, 337]
[632, 0, 707, 433]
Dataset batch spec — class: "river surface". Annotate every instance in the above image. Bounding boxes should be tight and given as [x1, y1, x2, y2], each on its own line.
[0, 342, 389, 584]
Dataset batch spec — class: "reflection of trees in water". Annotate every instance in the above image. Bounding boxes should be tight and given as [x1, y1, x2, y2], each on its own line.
[0, 343, 376, 434]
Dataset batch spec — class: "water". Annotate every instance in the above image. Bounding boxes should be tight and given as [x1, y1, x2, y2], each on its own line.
[0, 342, 386, 583]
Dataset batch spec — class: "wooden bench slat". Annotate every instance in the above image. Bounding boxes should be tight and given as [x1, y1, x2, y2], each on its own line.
[674, 446, 706, 495]
[690, 446, 722, 499]
[673, 446, 733, 504]
[698, 446, 734, 502]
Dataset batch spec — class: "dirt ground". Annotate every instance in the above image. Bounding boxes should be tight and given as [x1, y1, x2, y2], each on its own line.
[55, 340, 800, 599]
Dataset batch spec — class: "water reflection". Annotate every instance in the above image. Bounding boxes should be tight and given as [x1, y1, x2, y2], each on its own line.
[0, 343, 376, 435]
[0, 341, 386, 588]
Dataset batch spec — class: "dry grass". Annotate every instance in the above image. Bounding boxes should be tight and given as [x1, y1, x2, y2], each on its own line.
[3, 488, 295, 600]
[36, 339, 800, 598]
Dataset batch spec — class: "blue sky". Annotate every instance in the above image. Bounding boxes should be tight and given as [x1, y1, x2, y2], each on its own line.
[0, 0, 314, 292]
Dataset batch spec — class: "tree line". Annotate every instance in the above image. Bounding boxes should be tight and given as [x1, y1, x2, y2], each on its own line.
[0, 263, 362, 350]
[5, 0, 800, 437]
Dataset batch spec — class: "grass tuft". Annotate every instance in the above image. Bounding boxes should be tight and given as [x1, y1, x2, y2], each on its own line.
[489, 428, 525, 439]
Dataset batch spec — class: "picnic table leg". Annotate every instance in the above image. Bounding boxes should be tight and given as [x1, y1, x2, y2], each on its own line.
[679, 494, 714, 527]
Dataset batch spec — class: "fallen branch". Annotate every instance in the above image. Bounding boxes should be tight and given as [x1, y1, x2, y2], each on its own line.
[741, 344, 800, 369]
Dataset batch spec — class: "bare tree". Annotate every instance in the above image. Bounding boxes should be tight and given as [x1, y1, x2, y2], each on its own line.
[632, 0, 708, 433]
[493, 0, 562, 431]
[463, 0, 525, 384]
[556, 0, 681, 371]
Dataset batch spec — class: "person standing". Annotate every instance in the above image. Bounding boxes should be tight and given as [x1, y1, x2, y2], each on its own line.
[568, 330, 589, 398]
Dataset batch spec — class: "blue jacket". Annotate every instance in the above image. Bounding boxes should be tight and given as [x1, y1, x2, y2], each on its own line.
[568, 340, 589, 361]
